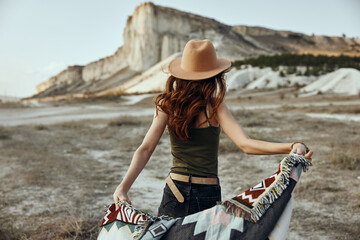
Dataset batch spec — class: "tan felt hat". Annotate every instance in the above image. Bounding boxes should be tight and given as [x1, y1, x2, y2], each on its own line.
[168, 39, 231, 80]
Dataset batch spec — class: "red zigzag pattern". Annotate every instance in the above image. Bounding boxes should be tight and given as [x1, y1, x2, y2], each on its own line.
[101, 203, 147, 226]
[234, 166, 281, 207]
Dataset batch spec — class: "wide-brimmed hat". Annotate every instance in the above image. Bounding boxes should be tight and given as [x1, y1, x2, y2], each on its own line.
[168, 39, 231, 80]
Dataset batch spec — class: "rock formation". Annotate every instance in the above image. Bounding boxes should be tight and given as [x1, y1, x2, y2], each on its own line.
[300, 68, 360, 95]
[33, 2, 360, 99]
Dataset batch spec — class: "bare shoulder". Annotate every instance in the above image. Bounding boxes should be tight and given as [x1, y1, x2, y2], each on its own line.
[154, 105, 168, 120]
[208, 102, 227, 126]
[216, 102, 236, 124]
[216, 101, 230, 115]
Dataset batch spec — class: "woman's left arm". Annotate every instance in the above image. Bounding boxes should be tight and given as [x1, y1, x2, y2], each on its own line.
[217, 102, 313, 160]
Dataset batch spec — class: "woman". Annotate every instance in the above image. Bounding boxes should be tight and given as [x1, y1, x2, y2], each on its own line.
[113, 39, 313, 218]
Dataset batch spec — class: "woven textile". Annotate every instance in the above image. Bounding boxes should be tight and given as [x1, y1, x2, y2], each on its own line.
[97, 202, 148, 238]
[97, 155, 311, 240]
[222, 155, 311, 222]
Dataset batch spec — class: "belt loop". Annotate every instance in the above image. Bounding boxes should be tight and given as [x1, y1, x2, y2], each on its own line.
[188, 174, 192, 185]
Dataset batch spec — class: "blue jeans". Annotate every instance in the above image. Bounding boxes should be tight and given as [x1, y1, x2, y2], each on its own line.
[158, 176, 221, 218]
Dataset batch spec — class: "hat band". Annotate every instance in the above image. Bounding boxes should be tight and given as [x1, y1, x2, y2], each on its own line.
[180, 58, 218, 72]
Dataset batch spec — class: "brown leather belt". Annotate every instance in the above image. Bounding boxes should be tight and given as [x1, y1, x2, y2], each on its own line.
[165, 173, 219, 203]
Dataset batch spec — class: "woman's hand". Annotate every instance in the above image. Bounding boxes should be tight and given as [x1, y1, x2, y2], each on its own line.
[291, 143, 307, 155]
[113, 186, 132, 211]
[290, 142, 313, 162]
[304, 150, 313, 162]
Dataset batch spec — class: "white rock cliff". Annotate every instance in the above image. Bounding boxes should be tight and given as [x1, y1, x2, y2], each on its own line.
[34, 2, 360, 98]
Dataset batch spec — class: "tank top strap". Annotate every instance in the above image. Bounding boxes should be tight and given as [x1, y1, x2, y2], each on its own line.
[204, 107, 212, 127]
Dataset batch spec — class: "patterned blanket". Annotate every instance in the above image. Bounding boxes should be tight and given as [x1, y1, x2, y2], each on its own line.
[97, 155, 311, 240]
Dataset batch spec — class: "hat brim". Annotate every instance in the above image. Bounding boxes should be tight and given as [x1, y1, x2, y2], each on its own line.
[168, 57, 231, 80]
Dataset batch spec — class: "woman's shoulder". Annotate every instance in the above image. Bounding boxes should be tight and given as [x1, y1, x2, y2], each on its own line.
[214, 101, 234, 124]
[216, 101, 229, 113]
[211, 101, 228, 116]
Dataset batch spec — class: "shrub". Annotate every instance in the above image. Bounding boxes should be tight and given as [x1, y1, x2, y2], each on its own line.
[279, 92, 285, 100]
[310, 66, 321, 76]
[286, 66, 296, 74]
[271, 66, 279, 71]
[34, 125, 48, 131]
[107, 116, 145, 127]
[331, 153, 360, 170]
[0, 127, 9, 140]
[232, 54, 360, 72]
[293, 82, 305, 89]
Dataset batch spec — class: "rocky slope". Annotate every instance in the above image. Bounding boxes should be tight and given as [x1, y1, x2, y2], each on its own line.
[300, 68, 360, 95]
[33, 2, 360, 99]
[101, 64, 360, 96]
[227, 66, 316, 91]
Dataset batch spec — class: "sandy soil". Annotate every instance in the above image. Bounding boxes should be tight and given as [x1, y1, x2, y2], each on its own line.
[0, 90, 359, 239]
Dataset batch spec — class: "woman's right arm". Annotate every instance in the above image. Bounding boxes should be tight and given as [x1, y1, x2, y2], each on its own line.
[113, 108, 168, 210]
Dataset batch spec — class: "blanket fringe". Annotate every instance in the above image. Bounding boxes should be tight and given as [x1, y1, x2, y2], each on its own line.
[221, 155, 311, 223]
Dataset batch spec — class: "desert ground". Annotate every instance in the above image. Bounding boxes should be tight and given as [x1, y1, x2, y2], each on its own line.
[0, 89, 359, 239]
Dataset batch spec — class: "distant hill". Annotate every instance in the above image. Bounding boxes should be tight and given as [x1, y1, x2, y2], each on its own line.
[31, 2, 360, 100]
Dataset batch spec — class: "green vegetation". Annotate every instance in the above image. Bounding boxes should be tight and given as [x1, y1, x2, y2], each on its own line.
[286, 66, 297, 74]
[233, 54, 360, 76]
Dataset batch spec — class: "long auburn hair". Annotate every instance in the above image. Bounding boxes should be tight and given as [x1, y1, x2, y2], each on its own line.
[155, 72, 226, 141]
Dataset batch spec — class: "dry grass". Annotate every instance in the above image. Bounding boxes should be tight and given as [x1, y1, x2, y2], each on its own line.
[1, 94, 359, 239]
[0, 102, 27, 109]
[330, 153, 360, 170]
[279, 103, 360, 114]
[0, 209, 100, 240]
[107, 115, 151, 127]
[0, 126, 10, 140]
[0, 225, 25, 240]
[34, 124, 48, 131]
[0, 116, 153, 232]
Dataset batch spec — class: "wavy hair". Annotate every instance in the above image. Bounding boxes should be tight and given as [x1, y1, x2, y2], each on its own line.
[155, 72, 226, 141]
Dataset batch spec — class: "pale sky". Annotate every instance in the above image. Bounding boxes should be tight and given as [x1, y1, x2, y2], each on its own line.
[1, 0, 359, 97]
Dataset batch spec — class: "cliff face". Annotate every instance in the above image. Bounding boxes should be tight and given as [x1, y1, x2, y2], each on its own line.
[82, 47, 127, 83]
[120, 2, 271, 71]
[36, 65, 84, 96]
[34, 2, 360, 98]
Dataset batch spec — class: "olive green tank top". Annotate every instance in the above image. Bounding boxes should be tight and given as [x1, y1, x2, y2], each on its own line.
[169, 110, 220, 176]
